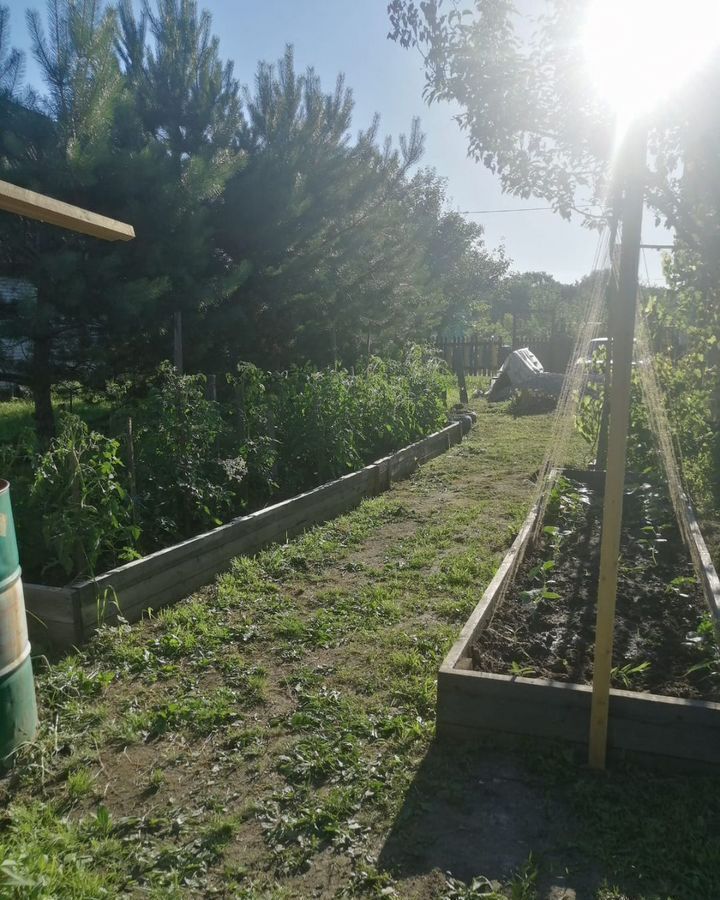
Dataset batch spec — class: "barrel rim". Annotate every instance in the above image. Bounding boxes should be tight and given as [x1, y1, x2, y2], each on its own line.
[0, 565, 21, 595]
[0, 641, 31, 680]
[0, 479, 8, 495]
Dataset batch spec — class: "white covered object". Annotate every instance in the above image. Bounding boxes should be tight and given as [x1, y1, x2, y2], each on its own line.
[486, 348, 546, 401]
[499, 348, 544, 385]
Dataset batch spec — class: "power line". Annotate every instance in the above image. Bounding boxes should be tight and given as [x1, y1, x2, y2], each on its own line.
[459, 204, 600, 215]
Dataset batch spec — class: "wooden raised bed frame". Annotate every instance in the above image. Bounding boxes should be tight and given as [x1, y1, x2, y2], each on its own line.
[25, 417, 473, 649]
[437, 470, 720, 766]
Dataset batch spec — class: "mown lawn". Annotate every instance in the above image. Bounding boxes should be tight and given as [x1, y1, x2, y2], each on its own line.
[1, 401, 719, 899]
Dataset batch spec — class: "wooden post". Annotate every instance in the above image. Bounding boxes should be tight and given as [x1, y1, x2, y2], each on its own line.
[453, 343, 468, 405]
[173, 311, 183, 374]
[596, 187, 623, 470]
[588, 124, 647, 769]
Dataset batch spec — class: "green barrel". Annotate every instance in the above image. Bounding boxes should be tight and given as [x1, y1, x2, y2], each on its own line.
[0, 479, 37, 762]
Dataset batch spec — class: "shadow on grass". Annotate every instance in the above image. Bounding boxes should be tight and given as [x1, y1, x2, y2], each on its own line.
[378, 738, 720, 899]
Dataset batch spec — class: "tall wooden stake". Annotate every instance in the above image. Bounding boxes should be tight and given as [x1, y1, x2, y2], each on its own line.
[596, 187, 622, 471]
[588, 124, 647, 769]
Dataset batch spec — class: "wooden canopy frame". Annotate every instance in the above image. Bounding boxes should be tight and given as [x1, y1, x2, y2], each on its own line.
[0, 178, 134, 241]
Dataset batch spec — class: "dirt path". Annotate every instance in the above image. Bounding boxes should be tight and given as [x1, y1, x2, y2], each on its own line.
[2, 403, 719, 900]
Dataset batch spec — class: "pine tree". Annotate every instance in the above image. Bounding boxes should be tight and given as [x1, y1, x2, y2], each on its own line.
[0, 0, 166, 437]
[116, 0, 244, 372]
[214, 47, 429, 369]
[0, 4, 23, 95]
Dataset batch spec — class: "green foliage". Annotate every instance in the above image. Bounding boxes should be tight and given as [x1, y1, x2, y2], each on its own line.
[644, 264, 720, 509]
[388, 0, 613, 216]
[576, 355, 655, 474]
[2, 5, 510, 433]
[1, 352, 448, 581]
[272, 348, 447, 494]
[610, 660, 651, 689]
[30, 414, 139, 578]
[0, 6, 22, 95]
[133, 363, 241, 541]
[0, 802, 126, 897]
[226, 361, 277, 502]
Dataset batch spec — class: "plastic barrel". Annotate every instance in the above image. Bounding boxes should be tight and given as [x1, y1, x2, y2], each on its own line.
[0, 479, 37, 761]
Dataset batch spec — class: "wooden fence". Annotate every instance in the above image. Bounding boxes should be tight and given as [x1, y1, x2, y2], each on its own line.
[436, 337, 503, 376]
[437, 334, 574, 376]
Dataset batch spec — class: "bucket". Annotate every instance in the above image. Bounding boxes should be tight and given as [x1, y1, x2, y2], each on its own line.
[0, 479, 37, 761]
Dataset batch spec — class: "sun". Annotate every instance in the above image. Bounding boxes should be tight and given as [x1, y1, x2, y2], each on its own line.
[583, 0, 720, 128]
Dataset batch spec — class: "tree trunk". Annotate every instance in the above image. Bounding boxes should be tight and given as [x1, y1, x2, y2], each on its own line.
[31, 334, 55, 443]
[174, 310, 183, 373]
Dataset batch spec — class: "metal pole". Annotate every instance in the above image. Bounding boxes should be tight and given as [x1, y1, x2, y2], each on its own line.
[588, 123, 647, 769]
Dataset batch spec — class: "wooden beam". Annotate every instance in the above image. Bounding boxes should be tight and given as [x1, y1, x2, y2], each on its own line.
[588, 124, 647, 770]
[0, 179, 134, 241]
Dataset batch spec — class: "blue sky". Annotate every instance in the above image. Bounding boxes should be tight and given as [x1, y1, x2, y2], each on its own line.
[5, 0, 669, 284]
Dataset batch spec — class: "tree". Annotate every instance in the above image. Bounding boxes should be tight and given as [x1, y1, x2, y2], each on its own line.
[0, 0, 186, 436]
[118, 0, 241, 160]
[0, 0, 132, 437]
[0, 4, 23, 95]
[116, 0, 244, 373]
[214, 46, 428, 369]
[212, 47, 509, 369]
[387, 0, 718, 231]
[401, 169, 507, 337]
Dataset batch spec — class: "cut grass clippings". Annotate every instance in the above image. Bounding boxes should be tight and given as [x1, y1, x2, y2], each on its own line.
[1, 401, 719, 899]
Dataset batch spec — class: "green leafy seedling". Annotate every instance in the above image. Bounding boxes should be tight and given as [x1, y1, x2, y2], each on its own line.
[611, 661, 651, 688]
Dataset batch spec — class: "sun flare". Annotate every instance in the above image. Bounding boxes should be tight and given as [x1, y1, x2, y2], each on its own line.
[583, 0, 720, 127]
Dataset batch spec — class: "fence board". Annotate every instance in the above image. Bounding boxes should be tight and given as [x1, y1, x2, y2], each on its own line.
[437, 335, 574, 375]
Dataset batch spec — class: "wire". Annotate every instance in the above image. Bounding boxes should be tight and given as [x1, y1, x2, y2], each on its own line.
[459, 204, 600, 214]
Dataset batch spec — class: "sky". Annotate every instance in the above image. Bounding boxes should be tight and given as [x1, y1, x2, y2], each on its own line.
[4, 0, 671, 285]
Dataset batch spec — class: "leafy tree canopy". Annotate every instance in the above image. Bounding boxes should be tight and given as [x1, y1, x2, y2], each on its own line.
[387, 0, 720, 234]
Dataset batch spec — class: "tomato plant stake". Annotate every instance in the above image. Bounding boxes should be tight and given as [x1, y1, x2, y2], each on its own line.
[588, 123, 647, 769]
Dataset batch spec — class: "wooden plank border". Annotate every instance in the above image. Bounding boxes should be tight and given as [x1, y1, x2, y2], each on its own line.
[25, 418, 470, 648]
[0, 179, 135, 241]
[437, 467, 720, 766]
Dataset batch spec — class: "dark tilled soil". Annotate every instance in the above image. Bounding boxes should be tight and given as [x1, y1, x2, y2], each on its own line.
[473, 475, 720, 701]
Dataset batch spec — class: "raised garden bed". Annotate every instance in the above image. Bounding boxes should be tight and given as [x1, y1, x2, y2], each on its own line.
[437, 468, 720, 766]
[25, 416, 474, 649]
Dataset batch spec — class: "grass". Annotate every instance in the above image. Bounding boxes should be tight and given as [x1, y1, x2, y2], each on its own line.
[0, 400, 718, 898]
[0, 397, 113, 444]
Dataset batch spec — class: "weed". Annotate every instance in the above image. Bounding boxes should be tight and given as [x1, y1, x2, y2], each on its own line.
[610, 661, 651, 689]
[147, 768, 166, 792]
[13, 406, 702, 897]
[684, 613, 720, 684]
[65, 768, 95, 801]
[509, 661, 536, 678]
[443, 855, 537, 899]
